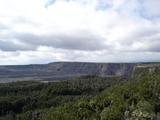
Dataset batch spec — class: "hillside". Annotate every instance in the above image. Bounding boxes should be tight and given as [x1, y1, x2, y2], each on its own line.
[40, 64, 160, 120]
[0, 62, 136, 83]
[0, 63, 159, 120]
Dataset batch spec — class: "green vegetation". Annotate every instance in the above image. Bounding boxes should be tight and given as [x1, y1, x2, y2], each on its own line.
[0, 76, 125, 120]
[0, 65, 160, 120]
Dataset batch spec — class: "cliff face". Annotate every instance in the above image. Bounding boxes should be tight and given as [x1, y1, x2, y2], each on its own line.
[48, 62, 136, 76]
[0, 62, 137, 82]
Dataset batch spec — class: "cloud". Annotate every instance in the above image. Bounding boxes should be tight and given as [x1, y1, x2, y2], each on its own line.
[141, 0, 160, 18]
[0, 38, 36, 51]
[15, 31, 108, 51]
[0, 48, 160, 65]
[0, 23, 8, 31]
[0, 0, 160, 64]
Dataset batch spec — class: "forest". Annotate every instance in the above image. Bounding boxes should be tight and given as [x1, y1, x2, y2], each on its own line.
[0, 65, 160, 120]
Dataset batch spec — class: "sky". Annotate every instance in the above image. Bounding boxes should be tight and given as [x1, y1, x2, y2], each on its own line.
[0, 0, 160, 65]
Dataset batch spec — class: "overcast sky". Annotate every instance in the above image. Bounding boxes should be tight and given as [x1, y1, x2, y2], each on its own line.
[0, 0, 160, 65]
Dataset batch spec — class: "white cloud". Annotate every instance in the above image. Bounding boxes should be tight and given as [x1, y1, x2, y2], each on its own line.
[0, 0, 160, 64]
[141, 0, 160, 18]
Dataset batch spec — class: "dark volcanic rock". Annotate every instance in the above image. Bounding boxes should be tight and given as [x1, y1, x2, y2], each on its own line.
[0, 62, 137, 82]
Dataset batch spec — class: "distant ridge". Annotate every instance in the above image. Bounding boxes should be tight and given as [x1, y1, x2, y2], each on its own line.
[0, 62, 159, 83]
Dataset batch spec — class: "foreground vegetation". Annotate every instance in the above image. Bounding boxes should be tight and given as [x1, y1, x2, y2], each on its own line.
[0, 65, 160, 120]
[0, 76, 125, 120]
